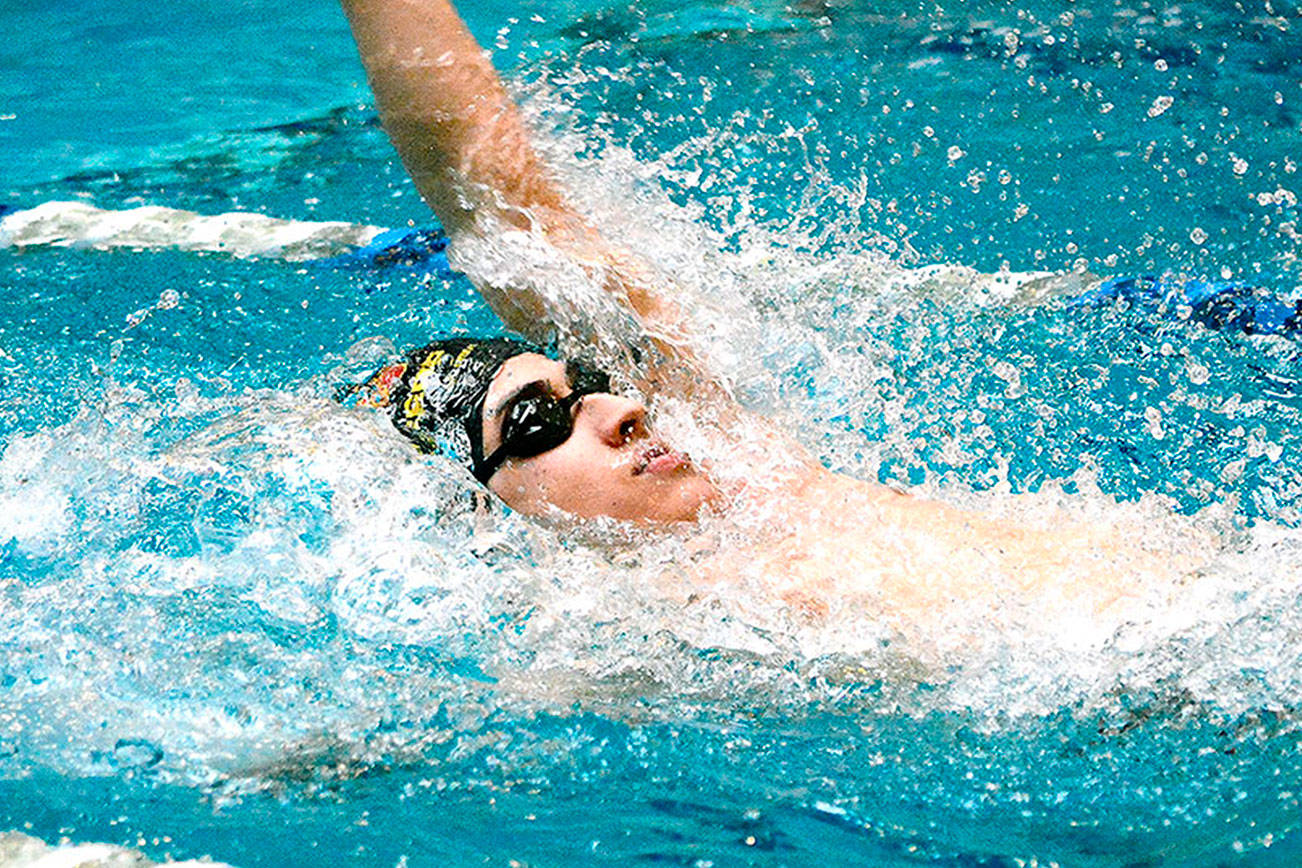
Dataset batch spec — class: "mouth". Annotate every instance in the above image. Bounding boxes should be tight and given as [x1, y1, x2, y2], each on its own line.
[633, 442, 689, 476]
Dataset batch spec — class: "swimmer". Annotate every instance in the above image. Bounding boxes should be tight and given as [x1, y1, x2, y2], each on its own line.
[340, 0, 1201, 648]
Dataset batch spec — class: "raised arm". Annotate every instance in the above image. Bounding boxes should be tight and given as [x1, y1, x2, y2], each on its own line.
[342, 0, 724, 399]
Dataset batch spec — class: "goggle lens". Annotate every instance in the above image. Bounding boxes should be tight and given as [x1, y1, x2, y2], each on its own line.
[474, 360, 613, 482]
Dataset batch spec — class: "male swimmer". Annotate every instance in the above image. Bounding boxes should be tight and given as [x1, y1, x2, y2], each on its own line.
[341, 0, 1202, 648]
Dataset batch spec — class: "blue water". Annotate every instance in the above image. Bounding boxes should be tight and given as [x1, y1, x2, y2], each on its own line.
[3, 0, 1302, 865]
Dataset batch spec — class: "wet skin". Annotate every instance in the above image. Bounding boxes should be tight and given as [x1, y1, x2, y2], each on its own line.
[480, 353, 720, 522]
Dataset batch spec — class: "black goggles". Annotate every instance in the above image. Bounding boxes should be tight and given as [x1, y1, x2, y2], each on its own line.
[472, 360, 613, 483]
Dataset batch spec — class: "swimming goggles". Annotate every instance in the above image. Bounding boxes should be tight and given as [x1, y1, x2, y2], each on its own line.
[473, 360, 613, 482]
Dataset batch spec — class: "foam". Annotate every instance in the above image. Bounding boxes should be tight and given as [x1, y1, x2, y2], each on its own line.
[0, 832, 236, 868]
[0, 201, 384, 261]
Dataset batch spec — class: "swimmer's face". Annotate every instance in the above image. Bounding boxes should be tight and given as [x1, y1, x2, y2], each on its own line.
[480, 353, 718, 522]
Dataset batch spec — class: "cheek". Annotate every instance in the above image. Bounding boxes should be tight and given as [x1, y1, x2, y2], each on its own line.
[490, 469, 551, 513]
[490, 452, 617, 514]
[493, 462, 711, 522]
[535, 451, 622, 505]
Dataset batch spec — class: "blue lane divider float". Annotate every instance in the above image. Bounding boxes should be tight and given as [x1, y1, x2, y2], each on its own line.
[311, 226, 458, 277]
[1069, 275, 1302, 338]
[3, 200, 1296, 342]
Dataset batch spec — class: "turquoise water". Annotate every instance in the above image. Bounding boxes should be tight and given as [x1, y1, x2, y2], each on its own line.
[3, 0, 1302, 865]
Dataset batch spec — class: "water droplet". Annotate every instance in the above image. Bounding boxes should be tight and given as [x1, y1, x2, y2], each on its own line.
[947, 145, 965, 161]
[1154, 59, 1169, 71]
[1232, 156, 1249, 176]
[1147, 95, 1174, 118]
[1144, 406, 1164, 440]
[1189, 227, 1208, 245]
[992, 360, 1017, 381]
[112, 738, 163, 770]
[1220, 459, 1245, 483]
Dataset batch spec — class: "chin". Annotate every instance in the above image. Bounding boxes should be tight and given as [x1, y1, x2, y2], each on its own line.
[638, 477, 718, 523]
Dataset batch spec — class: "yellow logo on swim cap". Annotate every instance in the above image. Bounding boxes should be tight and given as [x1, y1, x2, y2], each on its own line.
[401, 343, 480, 422]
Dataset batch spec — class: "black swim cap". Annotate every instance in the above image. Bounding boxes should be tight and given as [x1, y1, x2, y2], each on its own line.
[354, 337, 543, 477]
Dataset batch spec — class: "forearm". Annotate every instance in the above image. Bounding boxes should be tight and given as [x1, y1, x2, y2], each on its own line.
[341, 0, 567, 236]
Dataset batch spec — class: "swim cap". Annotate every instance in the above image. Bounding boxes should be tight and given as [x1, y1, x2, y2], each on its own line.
[352, 337, 542, 477]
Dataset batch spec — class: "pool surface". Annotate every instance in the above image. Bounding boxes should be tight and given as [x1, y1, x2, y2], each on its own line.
[3, 0, 1302, 865]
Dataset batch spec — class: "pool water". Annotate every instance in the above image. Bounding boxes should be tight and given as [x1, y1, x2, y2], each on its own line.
[3, 0, 1302, 865]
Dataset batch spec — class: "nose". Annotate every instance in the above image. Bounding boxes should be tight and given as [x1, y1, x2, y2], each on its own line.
[576, 392, 647, 447]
